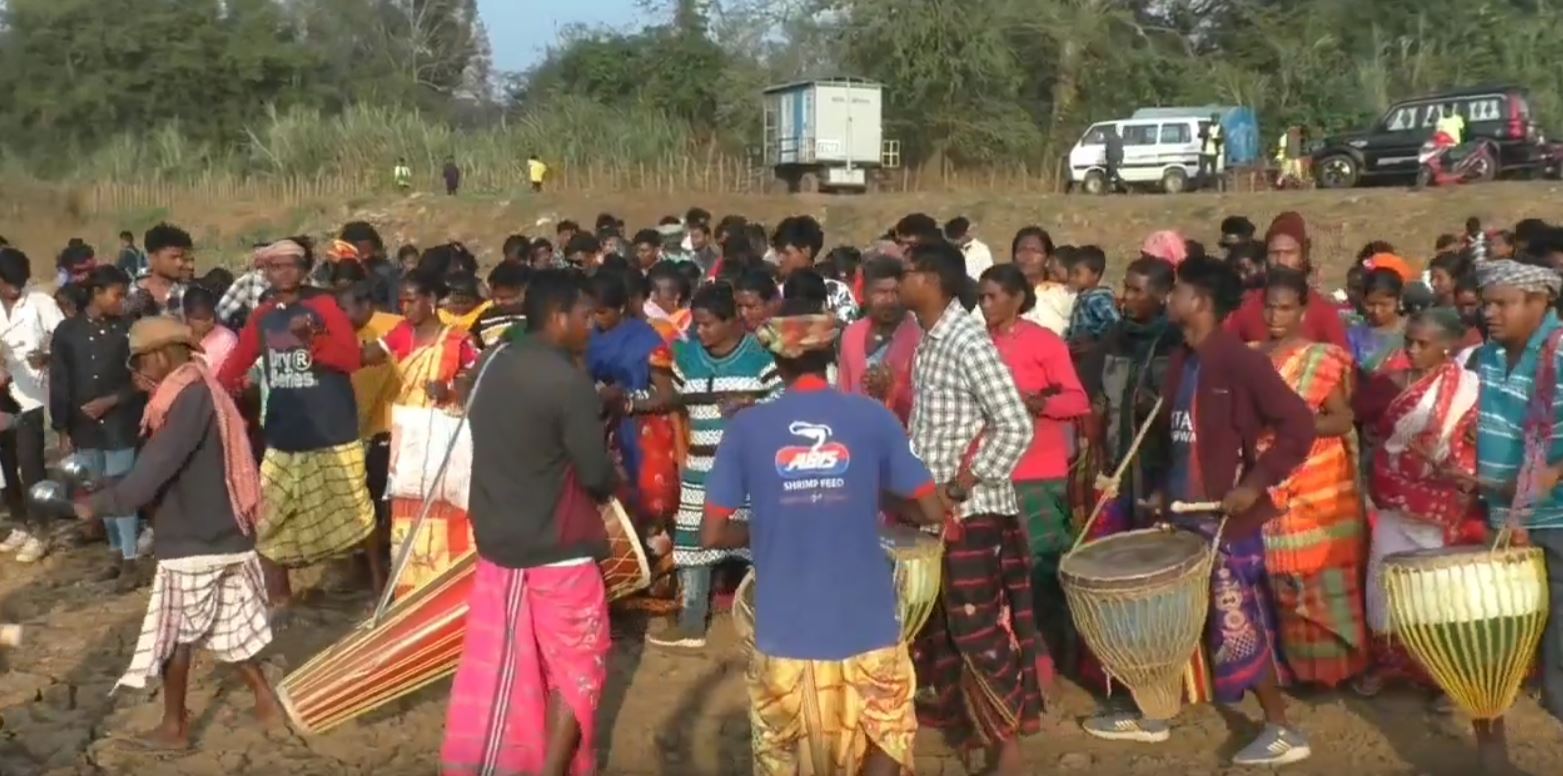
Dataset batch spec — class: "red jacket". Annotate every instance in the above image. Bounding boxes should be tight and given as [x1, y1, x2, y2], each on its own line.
[1225, 288, 1349, 350]
[1161, 327, 1316, 534]
[217, 289, 363, 451]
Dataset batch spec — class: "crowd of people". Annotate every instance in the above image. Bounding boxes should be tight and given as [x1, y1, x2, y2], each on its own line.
[2, 202, 1563, 773]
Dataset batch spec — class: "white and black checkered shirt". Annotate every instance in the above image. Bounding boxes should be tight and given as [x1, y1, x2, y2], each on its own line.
[908, 300, 1033, 518]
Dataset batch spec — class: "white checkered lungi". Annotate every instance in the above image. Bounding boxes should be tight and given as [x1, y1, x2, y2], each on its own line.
[115, 551, 272, 692]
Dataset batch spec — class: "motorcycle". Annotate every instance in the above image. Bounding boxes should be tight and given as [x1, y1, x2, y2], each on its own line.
[1415, 133, 1498, 189]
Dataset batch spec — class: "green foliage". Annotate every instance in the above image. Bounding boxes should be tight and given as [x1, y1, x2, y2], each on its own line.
[2, 0, 1562, 182]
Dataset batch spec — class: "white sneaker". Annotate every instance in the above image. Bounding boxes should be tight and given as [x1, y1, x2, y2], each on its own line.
[15, 535, 48, 564]
[0, 529, 30, 554]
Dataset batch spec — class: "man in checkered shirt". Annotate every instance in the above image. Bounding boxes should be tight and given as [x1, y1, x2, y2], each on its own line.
[900, 240, 1043, 772]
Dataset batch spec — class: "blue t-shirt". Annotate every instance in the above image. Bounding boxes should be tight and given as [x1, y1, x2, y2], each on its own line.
[705, 383, 933, 661]
[1167, 356, 1200, 503]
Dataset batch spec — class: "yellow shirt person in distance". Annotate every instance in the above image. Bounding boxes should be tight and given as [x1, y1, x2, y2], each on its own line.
[527, 154, 548, 193]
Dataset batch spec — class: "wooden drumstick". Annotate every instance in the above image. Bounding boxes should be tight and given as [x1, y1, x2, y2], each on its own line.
[1070, 397, 1163, 553]
[1170, 501, 1223, 514]
[0, 624, 21, 648]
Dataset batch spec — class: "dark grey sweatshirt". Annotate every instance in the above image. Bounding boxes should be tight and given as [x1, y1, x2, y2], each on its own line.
[89, 382, 254, 560]
[466, 338, 617, 569]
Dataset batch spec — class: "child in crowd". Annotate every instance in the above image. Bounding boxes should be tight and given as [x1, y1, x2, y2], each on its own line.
[438, 272, 488, 331]
[1065, 245, 1120, 349]
[472, 262, 530, 348]
[645, 262, 694, 341]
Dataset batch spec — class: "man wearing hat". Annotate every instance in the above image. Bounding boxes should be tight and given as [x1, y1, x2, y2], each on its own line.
[1470, 257, 1563, 767]
[700, 300, 945, 776]
[75, 317, 282, 750]
[1224, 211, 1349, 349]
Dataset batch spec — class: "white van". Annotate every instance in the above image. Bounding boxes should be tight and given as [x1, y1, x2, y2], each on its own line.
[1068, 116, 1212, 194]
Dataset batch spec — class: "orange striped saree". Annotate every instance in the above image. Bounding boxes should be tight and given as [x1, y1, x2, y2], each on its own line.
[1260, 342, 1369, 686]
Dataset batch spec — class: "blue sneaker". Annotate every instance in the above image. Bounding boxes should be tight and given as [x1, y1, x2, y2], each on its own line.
[1232, 724, 1312, 766]
[1081, 712, 1170, 743]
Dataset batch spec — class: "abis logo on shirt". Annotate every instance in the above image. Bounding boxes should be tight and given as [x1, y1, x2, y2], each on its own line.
[775, 421, 851, 477]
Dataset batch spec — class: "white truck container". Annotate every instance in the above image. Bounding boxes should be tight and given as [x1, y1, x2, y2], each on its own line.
[762, 78, 889, 193]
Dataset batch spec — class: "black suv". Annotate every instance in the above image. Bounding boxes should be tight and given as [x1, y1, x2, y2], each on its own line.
[1312, 85, 1547, 188]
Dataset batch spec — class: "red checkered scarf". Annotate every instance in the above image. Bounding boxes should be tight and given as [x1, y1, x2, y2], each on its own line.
[142, 361, 261, 535]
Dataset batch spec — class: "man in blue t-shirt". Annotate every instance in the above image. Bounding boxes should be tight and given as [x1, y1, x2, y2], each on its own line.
[702, 306, 942, 776]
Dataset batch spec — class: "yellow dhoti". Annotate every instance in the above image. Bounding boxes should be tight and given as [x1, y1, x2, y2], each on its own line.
[258, 441, 376, 567]
[748, 643, 918, 776]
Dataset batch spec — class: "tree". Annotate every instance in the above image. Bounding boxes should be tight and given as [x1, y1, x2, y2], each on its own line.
[826, 0, 1042, 166]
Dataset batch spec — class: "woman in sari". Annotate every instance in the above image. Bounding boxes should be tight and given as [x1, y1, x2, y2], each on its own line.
[1355, 309, 1484, 695]
[1256, 269, 1370, 688]
[363, 271, 478, 599]
[645, 263, 694, 343]
[977, 265, 1091, 679]
[585, 271, 680, 532]
[1346, 267, 1410, 376]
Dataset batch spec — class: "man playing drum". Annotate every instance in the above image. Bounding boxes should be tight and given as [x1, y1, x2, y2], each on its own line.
[700, 303, 946, 776]
[440, 270, 618, 776]
[1470, 258, 1563, 762]
[1084, 257, 1319, 767]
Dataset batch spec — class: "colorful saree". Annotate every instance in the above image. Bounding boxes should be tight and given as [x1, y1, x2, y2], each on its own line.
[1365, 362, 1482, 682]
[1262, 342, 1369, 687]
[587, 318, 680, 528]
[1347, 323, 1409, 376]
[388, 325, 475, 599]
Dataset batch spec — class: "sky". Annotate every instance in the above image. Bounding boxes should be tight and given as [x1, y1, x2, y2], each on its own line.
[477, 0, 645, 73]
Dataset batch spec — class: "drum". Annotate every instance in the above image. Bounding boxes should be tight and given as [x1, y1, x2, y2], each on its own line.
[280, 500, 646, 735]
[1059, 528, 1216, 720]
[1381, 545, 1548, 720]
[733, 525, 944, 651]
[600, 499, 652, 601]
[279, 552, 476, 735]
[880, 525, 942, 640]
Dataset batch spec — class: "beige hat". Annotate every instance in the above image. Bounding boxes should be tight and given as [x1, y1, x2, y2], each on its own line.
[128, 316, 200, 356]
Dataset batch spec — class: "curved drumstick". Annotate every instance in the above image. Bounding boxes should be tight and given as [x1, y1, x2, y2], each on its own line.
[1170, 501, 1223, 514]
[1069, 397, 1163, 553]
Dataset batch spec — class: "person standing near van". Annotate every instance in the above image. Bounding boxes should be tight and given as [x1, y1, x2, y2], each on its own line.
[1200, 114, 1224, 187]
[1103, 126, 1125, 194]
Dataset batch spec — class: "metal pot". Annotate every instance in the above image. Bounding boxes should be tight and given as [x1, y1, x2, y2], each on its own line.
[26, 480, 72, 518]
[58, 454, 102, 492]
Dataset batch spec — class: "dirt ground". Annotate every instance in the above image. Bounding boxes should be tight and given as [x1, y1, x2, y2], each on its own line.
[4, 179, 1563, 283]
[2, 181, 1563, 775]
[0, 531, 1559, 776]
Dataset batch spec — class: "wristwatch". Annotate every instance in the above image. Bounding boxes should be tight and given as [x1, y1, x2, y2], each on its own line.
[943, 481, 971, 503]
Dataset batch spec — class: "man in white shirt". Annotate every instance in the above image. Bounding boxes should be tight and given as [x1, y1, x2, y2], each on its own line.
[945, 216, 994, 280]
[0, 247, 65, 562]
